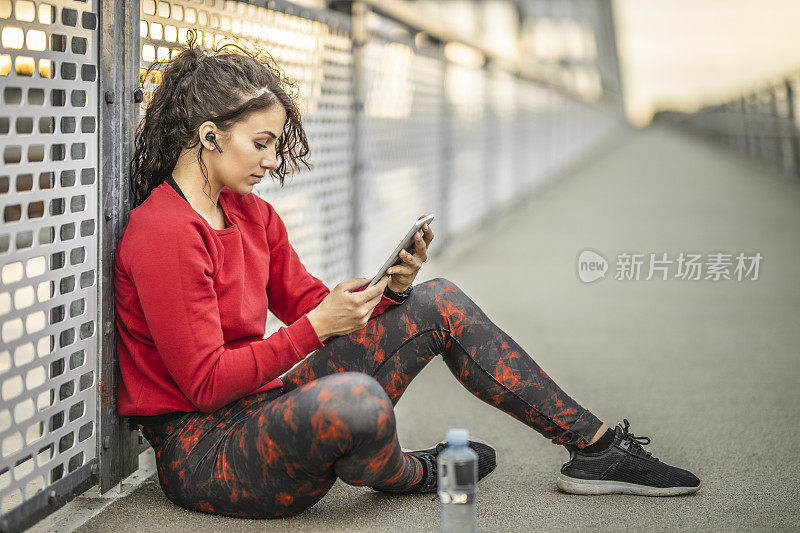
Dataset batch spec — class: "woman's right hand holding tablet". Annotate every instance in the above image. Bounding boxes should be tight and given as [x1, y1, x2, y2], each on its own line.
[307, 276, 389, 342]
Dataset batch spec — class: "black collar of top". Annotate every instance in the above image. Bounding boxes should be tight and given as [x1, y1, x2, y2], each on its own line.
[166, 175, 227, 227]
[384, 284, 413, 303]
[166, 174, 189, 203]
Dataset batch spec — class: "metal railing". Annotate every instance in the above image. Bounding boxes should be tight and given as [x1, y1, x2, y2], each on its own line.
[654, 71, 800, 178]
[0, 0, 625, 529]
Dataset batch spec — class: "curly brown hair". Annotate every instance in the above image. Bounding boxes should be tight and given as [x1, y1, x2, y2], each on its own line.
[129, 30, 311, 208]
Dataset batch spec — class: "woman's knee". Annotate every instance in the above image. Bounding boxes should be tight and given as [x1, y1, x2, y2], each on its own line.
[311, 372, 396, 439]
[416, 277, 466, 298]
[410, 277, 471, 313]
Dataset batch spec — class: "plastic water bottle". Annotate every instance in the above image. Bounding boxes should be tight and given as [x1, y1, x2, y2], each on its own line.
[438, 428, 479, 533]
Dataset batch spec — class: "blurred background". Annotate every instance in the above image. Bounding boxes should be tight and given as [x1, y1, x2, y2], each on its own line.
[614, 0, 800, 126]
[290, 0, 800, 127]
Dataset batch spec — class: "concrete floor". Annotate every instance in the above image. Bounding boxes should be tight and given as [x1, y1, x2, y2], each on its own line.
[67, 126, 800, 531]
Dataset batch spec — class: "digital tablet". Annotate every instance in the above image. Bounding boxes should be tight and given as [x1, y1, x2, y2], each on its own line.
[367, 214, 435, 288]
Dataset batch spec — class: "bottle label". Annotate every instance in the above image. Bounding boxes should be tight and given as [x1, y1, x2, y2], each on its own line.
[455, 461, 476, 486]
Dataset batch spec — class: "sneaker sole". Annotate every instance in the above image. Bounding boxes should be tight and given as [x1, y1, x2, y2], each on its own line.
[556, 473, 702, 496]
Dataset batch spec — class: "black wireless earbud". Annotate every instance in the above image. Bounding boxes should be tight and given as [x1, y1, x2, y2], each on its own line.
[204, 131, 223, 153]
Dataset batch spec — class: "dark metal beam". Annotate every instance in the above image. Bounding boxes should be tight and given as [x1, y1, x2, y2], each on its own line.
[97, 0, 142, 493]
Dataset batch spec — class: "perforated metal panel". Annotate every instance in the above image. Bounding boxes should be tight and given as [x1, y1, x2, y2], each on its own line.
[0, 0, 99, 519]
[445, 62, 488, 236]
[548, 92, 620, 179]
[487, 66, 517, 212]
[256, 16, 354, 338]
[515, 81, 552, 192]
[356, 20, 444, 277]
[512, 80, 620, 198]
[550, 93, 581, 177]
[137, 1, 354, 339]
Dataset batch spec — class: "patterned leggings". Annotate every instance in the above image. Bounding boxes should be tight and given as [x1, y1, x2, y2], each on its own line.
[138, 278, 604, 519]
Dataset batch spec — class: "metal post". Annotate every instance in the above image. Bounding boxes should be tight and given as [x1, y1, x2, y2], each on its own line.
[771, 85, 787, 174]
[485, 63, 496, 221]
[785, 80, 800, 178]
[440, 52, 453, 250]
[592, 0, 624, 111]
[766, 89, 779, 171]
[741, 97, 751, 158]
[98, 0, 141, 492]
[749, 94, 760, 160]
[350, 0, 365, 276]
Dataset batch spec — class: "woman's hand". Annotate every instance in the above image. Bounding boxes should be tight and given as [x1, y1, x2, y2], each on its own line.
[387, 216, 434, 293]
[307, 275, 389, 342]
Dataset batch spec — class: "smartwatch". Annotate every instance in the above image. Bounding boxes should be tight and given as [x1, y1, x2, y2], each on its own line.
[384, 284, 413, 303]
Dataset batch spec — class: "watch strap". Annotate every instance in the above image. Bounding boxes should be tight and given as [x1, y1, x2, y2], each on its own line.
[384, 284, 412, 303]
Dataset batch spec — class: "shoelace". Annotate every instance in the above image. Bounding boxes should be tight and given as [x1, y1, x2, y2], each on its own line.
[619, 418, 658, 461]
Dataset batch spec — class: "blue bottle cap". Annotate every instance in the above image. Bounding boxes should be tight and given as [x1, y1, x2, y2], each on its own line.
[446, 428, 469, 445]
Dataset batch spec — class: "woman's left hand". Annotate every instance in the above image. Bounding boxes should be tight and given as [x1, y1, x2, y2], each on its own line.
[387, 216, 434, 293]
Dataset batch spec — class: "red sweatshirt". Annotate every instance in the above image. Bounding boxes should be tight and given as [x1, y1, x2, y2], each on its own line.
[114, 179, 401, 415]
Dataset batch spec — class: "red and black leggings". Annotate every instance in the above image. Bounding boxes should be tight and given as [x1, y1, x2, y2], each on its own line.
[136, 278, 604, 519]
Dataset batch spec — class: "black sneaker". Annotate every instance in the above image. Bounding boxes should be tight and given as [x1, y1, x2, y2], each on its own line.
[557, 419, 701, 496]
[373, 440, 497, 495]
